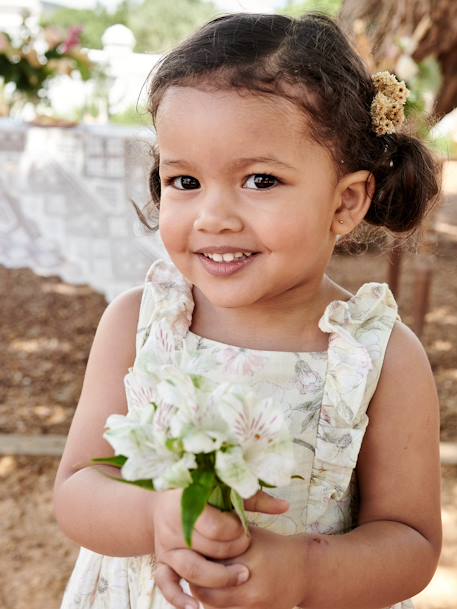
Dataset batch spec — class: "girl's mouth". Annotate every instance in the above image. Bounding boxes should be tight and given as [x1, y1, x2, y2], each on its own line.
[196, 252, 258, 276]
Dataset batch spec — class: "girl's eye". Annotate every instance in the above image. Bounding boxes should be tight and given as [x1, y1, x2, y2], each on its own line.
[169, 176, 200, 190]
[243, 174, 279, 190]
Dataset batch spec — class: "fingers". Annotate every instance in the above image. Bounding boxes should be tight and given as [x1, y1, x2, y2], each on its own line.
[244, 490, 289, 514]
[195, 505, 245, 541]
[155, 562, 199, 609]
[160, 548, 250, 589]
[190, 527, 251, 560]
[189, 582, 239, 609]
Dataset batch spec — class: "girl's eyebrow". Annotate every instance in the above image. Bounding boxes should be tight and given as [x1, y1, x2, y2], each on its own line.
[160, 156, 295, 170]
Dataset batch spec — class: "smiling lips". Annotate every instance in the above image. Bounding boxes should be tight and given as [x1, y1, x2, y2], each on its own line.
[203, 252, 253, 262]
[196, 249, 258, 276]
[194, 246, 259, 263]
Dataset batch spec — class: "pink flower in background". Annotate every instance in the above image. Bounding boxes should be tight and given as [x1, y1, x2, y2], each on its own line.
[61, 26, 83, 54]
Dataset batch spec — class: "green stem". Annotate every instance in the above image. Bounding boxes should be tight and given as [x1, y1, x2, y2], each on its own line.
[208, 483, 232, 511]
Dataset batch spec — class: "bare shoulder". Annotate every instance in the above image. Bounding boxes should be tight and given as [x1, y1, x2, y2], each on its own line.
[380, 319, 433, 380]
[356, 319, 441, 552]
[99, 284, 144, 337]
[55, 284, 145, 483]
[85, 283, 145, 379]
[364, 318, 439, 449]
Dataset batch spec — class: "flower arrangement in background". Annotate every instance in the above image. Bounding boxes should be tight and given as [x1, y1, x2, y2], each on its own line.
[0, 12, 93, 117]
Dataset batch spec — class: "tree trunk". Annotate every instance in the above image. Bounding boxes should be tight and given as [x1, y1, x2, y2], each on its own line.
[338, 0, 457, 120]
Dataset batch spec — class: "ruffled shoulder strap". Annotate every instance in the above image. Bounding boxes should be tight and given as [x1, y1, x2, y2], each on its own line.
[306, 282, 400, 528]
[135, 259, 194, 356]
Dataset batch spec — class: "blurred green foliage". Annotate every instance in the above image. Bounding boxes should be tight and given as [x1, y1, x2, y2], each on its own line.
[404, 56, 443, 137]
[42, 0, 219, 53]
[128, 0, 218, 53]
[109, 104, 150, 126]
[41, 1, 130, 50]
[428, 135, 457, 160]
[281, 0, 342, 18]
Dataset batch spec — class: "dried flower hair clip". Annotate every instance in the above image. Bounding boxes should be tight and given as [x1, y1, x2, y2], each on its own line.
[370, 71, 410, 136]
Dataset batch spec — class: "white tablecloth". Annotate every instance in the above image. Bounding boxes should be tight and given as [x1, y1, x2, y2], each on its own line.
[0, 118, 168, 302]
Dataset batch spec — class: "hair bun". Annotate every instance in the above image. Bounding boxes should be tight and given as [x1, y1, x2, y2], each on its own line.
[366, 133, 440, 233]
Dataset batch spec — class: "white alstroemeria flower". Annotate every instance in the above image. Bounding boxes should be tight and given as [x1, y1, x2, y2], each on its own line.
[153, 452, 197, 490]
[215, 446, 259, 498]
[104, 406, 195, 485]
[213, 384, 296, 498]
[104, 405, 156, 459]
[156, 368, 233, 453]
[156, 366, 200, 414]
[124, 368, 158, 413]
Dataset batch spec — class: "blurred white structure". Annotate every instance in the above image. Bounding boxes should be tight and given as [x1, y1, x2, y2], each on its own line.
[47, 24, 161, 119]
[0, 0, 40, 35]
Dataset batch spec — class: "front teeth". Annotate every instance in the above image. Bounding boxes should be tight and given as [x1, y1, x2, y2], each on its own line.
[203, 252, 253, 262]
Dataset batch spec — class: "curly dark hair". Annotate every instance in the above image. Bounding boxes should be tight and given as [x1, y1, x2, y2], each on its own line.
[133, 11, 440, 239]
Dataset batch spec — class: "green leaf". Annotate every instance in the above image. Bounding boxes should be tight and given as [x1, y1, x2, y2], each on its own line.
[181, 470, 216, 548]
[291, 474, 305, 481]
[101, 471, 155, 490]
[91, 455, 127, 468]
[230, 488, 251, 538]
[106, 475, 155, 491]
[90, 459, 155, 490]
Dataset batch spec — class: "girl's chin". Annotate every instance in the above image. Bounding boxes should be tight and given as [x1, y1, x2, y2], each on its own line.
[192, 283, 263, 309]
[197, 286, 255, 309]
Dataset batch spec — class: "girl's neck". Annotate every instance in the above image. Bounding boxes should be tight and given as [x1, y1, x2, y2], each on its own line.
[190, 274, 350, 353]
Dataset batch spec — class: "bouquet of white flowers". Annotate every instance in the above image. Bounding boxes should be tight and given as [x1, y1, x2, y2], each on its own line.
[93, 354, 300, 548]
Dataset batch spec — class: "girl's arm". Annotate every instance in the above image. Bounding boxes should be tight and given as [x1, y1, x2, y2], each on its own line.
[53, 287, 159, 556]
[297, 320, 442, 609]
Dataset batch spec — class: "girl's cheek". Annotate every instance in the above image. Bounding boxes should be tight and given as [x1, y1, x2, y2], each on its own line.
[159, 209, 189, 254]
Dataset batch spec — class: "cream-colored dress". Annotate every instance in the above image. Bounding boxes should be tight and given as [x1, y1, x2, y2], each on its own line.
[60, 259, 414, 609]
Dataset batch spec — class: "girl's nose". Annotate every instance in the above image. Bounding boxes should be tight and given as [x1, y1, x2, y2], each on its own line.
[193, 195, 243, 233]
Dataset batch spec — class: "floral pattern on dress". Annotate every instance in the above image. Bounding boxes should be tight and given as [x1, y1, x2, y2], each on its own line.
[60, 260, 414, 609]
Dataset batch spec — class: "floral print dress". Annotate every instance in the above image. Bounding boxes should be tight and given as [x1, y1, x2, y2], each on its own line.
[60, 259, 415, 609]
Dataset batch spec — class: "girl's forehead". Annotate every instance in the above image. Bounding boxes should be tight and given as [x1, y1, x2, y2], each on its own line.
[156, 85, 306, 129]
[155, 85, 315, 152]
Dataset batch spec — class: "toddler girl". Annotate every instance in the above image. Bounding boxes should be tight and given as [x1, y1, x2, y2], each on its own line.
[54, 11, 442, 609]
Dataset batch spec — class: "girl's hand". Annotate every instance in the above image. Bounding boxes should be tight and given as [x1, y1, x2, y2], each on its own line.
[188, 526, 306, 609]
[152, 490, 289, 609]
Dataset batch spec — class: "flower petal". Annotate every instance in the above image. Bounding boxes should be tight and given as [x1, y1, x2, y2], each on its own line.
[182, 430, 218, 454]
[247, 432, 296, 487]
[215, 447, 259, 498]
[154, 453, 197, 490]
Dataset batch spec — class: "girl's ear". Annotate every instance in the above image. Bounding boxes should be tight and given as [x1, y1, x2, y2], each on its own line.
[331, 170, 375, 236]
